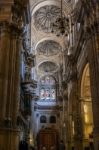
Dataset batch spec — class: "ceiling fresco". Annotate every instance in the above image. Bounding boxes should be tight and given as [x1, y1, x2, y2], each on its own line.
[33, 5, 61, 33]
[39, 61, 58, 73]
[36, 40, 62, 56]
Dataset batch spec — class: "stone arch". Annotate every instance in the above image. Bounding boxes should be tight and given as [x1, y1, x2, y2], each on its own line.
[39, 74, 57, 83]
[31, 0, 69, 17]
[81, 63, 93, 147]
[40, 115, 47, 123]
[81, 64, 91, 98]
[35, 39, 62, 56]
[38, 61, 59, 74]
[49, 116, 56, 123]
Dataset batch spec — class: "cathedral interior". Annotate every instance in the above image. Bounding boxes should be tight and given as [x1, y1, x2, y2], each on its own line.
[0, 0, 99, 150]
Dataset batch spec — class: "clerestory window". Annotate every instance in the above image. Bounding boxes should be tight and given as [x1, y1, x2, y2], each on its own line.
[39, 76, 56, 100]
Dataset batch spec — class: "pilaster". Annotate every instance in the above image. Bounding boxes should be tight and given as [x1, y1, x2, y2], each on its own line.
[0, 0, 28, 149]
[68, 55, 83, 150]
[83, 2, 99, 150]
[0, 20, 21, 150]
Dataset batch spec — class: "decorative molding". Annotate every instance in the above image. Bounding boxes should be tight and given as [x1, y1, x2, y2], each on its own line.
[33, 5, 61, 33]
[34, 105, 61, 110]
[36, 40, 62, 56]
[24, 51, 36, 67]
[39, 61, 58, 73]
[22, 80, 37, 90]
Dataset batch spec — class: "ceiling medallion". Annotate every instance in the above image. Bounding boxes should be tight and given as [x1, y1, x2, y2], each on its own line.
[34, 5, 61, 33]
[37, 40, 62, 56]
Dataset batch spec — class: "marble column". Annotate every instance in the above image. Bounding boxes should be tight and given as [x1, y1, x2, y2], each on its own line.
[0, 21, 21, 150]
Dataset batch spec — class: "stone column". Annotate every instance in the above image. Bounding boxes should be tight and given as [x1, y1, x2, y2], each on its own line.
[0, 22, 10, 125]
[0, 21, 21, 150]
[72, 80, 83, 150]
[87, 33, 99, 150]
[68, 56, 83, 150]
[84, 3, 99, 150]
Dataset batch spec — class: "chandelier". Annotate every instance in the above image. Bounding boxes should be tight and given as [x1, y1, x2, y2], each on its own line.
[51, 0, 69, 36]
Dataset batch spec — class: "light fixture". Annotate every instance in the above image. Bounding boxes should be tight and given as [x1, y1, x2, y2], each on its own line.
[51, 0, 69, 36]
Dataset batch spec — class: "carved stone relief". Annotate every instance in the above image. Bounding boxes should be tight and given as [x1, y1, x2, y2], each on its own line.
[22, 26, 31, 51]
[36, 40, 62, 56]
[39, 61, 58, 73]
[33, 5, 61, 33]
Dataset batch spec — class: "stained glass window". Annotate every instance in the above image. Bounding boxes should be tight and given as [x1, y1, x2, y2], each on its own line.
[50, 89, 55, 99]
[40, 76, 56, 100]
[40, 89, 45, 99]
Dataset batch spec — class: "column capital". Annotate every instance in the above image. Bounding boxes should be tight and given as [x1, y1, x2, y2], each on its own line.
[0, 21, 22, 37]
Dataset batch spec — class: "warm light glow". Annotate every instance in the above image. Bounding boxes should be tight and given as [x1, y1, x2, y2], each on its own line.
[84, 104, 88, 113]
[30, 139, 33, 142]
[63, 122, 66, 127]
[84, 126, 93, 138]
[85, 114, 89, 123]
[29, 133, 34, 145]
[72, 121, 74, 135]
[81, 64, 93, 139]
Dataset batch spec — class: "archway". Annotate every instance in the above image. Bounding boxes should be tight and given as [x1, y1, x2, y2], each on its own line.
[81, 64, 93, 149]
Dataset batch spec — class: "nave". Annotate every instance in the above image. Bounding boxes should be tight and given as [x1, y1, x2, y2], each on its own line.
[0, 0, 99, 150]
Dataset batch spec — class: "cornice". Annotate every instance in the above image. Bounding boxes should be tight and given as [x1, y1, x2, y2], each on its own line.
[34, 105, 62, 110]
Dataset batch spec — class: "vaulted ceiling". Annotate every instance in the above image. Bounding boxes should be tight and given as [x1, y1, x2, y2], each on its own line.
[30, 0, 73, 80]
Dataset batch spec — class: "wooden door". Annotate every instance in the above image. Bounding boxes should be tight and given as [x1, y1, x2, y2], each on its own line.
[38, 128, 58, 150]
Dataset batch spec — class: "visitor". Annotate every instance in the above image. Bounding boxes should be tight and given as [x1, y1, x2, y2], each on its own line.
[19, 139, 28, 150]
[59, 140, 65, 150]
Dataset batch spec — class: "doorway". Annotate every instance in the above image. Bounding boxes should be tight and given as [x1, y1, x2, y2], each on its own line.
[81, 64, 93, 148]
[37, 128, 59, 150]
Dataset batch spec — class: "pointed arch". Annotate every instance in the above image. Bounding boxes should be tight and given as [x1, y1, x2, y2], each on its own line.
[80, 63, 93, 146]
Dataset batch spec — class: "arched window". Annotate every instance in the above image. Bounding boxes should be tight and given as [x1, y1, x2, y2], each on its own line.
[40, 76, 56, 100]
[49, 116, 56, 123]
[40, 116, 47, 123]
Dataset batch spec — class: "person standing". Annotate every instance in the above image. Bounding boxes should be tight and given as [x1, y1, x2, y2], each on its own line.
[59, 140, 65, 150]
[19, 140, 28, 150]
